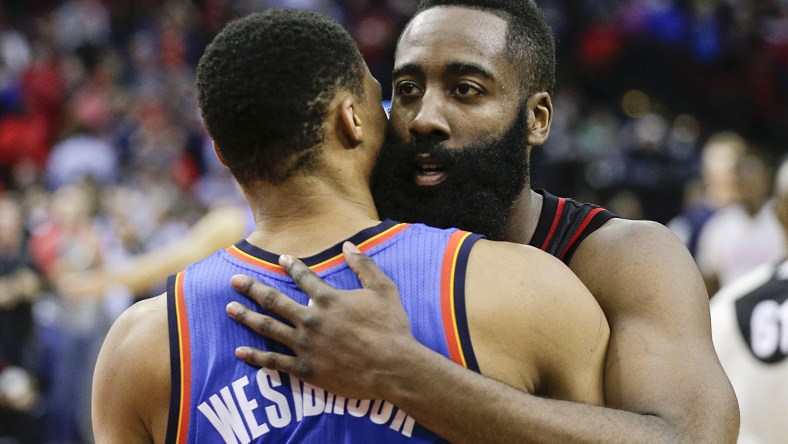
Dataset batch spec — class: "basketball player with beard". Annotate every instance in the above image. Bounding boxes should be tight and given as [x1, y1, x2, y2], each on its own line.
[227, 1, 739, 442]
[92, 9, 609, 443]
[371, 110, 533, 242]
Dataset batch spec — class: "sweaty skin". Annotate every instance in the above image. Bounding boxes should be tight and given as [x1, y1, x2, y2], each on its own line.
[231, 6, 739, 444]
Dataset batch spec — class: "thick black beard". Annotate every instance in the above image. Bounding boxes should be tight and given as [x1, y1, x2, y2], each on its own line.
[371, 113, 529, 240]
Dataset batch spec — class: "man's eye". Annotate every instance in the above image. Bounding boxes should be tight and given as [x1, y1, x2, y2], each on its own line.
[396, 82, 422, 96]
[453, 83, 482, 96]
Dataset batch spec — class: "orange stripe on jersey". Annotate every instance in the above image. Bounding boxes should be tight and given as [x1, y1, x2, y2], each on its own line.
[174, 271, 192, 444]
[225, 246, 283, 274]
[440, 230, 473, 367]
[225, 223, 411, 274]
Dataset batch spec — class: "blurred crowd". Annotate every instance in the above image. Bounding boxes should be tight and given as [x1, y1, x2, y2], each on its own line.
[0, 0, 785, 442]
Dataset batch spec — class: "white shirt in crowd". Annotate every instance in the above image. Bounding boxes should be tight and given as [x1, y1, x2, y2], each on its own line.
[696, 201, 785, 288]
[711, 259, 788, 444]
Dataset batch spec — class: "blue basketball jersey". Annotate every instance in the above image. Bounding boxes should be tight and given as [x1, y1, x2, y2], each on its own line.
[166, 220, 484, 443]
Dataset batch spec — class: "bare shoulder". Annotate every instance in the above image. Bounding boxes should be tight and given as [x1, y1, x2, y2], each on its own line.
[92, 294, 171, 443]
[569, 218, 740, 442]
[466, 238, 598, 306]
[570, 218, 710, 322]
[102, 294, 169, 358]
[468, 238, 573, 283]
[464, 239, 609, 404]
[580, 217, 683, 253]
[576, 218, 691, 267]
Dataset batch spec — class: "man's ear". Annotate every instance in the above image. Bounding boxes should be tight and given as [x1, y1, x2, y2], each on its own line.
[526, 92, 553, 147]
[340, 96, 363, 147]
[212, 140, 229, 167]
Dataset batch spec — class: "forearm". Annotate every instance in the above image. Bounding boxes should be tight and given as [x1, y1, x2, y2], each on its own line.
[110, 240, 208, 295]
[113, 214, 244, 295]
[0, 268, 41, 305]
[387, 343, 686, 444]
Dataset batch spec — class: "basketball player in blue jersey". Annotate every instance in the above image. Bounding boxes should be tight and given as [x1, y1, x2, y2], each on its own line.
[227, 1, 740, 442]
[91, 9, 609, 443]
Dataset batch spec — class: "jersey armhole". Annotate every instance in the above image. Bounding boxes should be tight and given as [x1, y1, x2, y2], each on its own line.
[530, 189, 560, 250]
[559, 208, 616, 263]
[165, 272, 191, 444]
[439, 231, 485, 373]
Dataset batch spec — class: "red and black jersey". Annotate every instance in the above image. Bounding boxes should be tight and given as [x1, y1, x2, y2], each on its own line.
[528, 189, 618, 265]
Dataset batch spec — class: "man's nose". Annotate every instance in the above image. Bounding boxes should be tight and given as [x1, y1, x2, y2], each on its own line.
[408, 92, 450, 142]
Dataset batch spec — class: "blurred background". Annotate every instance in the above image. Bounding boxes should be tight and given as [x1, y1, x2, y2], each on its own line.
[0, 0, 785, 442]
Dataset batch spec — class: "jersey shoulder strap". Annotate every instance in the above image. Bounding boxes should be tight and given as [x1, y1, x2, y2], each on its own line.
[529, 189, 617, 264]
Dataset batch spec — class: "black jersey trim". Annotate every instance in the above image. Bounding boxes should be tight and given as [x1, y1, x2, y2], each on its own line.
[530, 189, 617, 264]
[453, 232, 485, 373]
[165, 273, 182, 444]
[231, 219, 403, 270]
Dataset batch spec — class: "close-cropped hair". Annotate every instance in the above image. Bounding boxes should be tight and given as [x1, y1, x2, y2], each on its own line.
[196, 9, 366, 185]
[415, 0, 555, 96]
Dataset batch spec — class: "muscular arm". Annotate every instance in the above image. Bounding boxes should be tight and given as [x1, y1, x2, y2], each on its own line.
[401, 222, 738, 443]
[404, 222, 736, 443]
[92, 295, 170, 444]
[563, 220, 739, 442]
[383, 240, 612, 443]
[59, 205, 249, 299]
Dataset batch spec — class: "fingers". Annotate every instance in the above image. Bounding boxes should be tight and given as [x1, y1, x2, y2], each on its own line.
[278, 255, 334, 303]
[231, 274, 305, 321]
[342, 242, 395, 291]
[235, 347, 309, 378]
[226, 302, 297, 349]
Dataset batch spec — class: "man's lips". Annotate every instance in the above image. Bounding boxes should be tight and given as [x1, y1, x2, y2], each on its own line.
[413, 153, 447, 186]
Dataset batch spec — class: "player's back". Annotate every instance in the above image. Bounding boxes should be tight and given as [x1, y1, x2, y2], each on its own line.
[93, 219, 608, 443]
[167, 220, 484, 443]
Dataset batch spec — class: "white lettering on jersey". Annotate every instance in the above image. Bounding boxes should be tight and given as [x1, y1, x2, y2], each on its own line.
[390, 408, 416, 437]
[256, 368, 291, 428]
[289, 373, 303, 421]
[302, 382, 326, 417]
[751, 299, 788, 358]
[198, 369, 417, 440]
[332, 395, 347, 415]
[370, 399, 394, 424]
[198, 387, 251, 444]
[232, 377, 270, 439]
[323, 392, 335, 413]
[346, 398, 371, 417]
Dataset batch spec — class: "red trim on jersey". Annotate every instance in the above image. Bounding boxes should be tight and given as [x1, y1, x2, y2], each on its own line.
[558, 207, 605, 261]
[225, 223, 410, 275]
[440, 230, 472, 367]
[174, 271, 192, 444]
[541, 197, 566, 250]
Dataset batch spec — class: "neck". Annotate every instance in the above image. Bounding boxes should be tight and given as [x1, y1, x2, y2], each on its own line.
[743, 198, 767, 217]
[502, 188, 543, 245]
[243, 174, 380, 257]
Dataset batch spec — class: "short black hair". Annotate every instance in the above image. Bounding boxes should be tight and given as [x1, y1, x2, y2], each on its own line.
[415, 0, 555, 96]
[196, 9, 365, 185]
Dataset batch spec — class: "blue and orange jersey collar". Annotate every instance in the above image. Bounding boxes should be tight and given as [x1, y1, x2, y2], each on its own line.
[225, 219, 410, 275]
